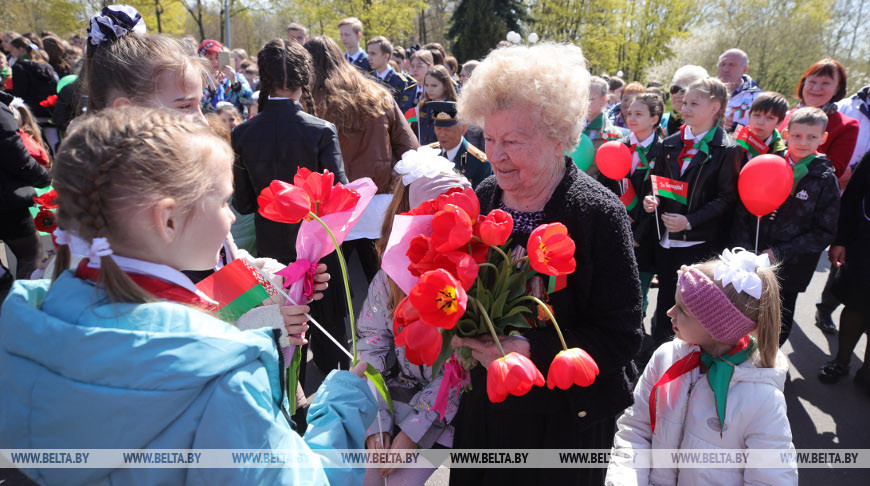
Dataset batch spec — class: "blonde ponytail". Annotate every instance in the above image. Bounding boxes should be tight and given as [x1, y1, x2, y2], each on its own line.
[753, 266, 781, 368]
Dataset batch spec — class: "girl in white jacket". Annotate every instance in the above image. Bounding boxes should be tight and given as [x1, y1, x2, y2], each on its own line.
[607, 249, 798, 485]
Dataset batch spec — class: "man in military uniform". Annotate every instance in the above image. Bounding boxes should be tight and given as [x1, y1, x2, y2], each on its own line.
[366, 36, 417, 113]
[338, 17, 370, 73]
[426, 101, 492, 188]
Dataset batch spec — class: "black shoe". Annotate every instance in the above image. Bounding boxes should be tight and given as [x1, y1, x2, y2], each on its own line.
[815, 310, 837, 334]
[818, 360, 849, 384]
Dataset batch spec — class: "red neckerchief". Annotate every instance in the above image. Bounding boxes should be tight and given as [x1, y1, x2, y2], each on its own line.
[75, 258, 217, 311]
[648, 335, 751, 433]
[676, 125, 696, 172]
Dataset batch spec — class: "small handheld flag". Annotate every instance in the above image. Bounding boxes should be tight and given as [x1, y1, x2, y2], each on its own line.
[619, 179, 638, 211]
[195, 259, 278, 322]
[404, 107, 418, 124]
[651, 175, 689, 205]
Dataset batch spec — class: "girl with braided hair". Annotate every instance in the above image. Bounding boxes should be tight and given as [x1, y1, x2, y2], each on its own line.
[0, 106, 377, 485]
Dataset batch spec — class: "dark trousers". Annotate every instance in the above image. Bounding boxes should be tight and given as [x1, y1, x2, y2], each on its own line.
[341, 238, 379, 284]
[816, 264, 842, 316]
[780, 290, 800, 345]
[653, 242, 717, 346]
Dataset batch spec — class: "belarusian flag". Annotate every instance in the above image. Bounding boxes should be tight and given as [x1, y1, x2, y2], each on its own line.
[404, 107, 418, 123]
[619, 180, 638, 211]
[651, 175, 688, 205]
[195, 259, 278, 321]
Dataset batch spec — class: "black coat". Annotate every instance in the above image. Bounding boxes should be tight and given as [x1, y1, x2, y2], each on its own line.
[834, 153, 870, 282]
[10, 60, 57, 119]
[0, 91, 51, 215]
[231, 99, 347, 263]
[654, 126, 741, 246]
[451, 158, 643, 480]
[733, 156, 840, 293]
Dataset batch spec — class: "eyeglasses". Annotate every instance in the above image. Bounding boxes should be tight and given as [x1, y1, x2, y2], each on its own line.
[670, 85, 686, 95]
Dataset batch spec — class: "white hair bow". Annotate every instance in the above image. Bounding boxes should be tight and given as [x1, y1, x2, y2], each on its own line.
[714, 247, 770, 299]
[90, 237, 114, 259]
[53, 228, 92, 256]
[394, 145, 456, 186]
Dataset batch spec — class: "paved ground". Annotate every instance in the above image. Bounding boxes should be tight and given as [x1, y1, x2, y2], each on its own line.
[310, 252, 869, 485]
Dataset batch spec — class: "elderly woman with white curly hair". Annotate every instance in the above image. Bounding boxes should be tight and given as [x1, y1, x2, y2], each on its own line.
[448, 43, 643, 485]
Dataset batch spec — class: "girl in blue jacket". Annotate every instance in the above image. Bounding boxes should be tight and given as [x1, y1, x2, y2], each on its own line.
[0, 106, 377, 486]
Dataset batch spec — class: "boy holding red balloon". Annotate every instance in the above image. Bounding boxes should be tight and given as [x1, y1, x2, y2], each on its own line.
[735, 92, 789, 166]
[733, 107, 840, 345]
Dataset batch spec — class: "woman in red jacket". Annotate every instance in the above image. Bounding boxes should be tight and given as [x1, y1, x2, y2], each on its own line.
[779, 59, 859, 184]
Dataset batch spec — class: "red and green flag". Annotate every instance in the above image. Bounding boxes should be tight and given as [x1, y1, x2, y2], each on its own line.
[619, 180, 638, 211]
[404, 107, 418, 124]
[735, 125, 770, 159]
[195, 259, 278, 322]
[652, 175, 688, 205]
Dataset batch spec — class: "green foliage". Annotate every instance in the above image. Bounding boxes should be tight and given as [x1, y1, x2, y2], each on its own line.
[276, 0, 425, 43]
[0, 0, 86, 36]
[448, 0, 530, 62]
[530, 0, 699, 80]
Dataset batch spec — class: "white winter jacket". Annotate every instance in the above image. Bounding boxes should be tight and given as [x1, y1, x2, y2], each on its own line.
[605, 338, 798, 486]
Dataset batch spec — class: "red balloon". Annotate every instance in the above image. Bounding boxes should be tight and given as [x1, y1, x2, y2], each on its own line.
[596, 141, 633, 180]
[738, 154, 793, 216]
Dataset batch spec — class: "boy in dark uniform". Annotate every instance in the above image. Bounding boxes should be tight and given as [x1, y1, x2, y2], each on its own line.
[366, 36, 417, 113]
[734, 91, 789, 166]
[338, 17, 370, 73]
[426, 100, 492, 188]
[732, 107, 840, 345]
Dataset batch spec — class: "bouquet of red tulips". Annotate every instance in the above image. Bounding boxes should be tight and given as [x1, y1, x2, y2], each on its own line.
[257, 167, 392, 413]
[382, 187, 600, 407]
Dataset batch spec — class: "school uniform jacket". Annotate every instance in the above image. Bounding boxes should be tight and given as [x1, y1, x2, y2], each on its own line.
[623, 133, 663, 271]
[733, 155, 840, 293]
[653, 126, 742, 245]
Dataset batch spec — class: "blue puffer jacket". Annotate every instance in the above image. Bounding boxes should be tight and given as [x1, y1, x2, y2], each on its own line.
[0, 273, 377, 485]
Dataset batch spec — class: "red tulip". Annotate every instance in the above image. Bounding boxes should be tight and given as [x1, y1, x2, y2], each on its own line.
[528, 223, 576, 276]
[435, 187, 480, 221]
[487, 352, 545, 403]
[33, 190, 58, 209]
[39, 94, 57, 108]
[395, 319, 442, 366]
[430, 205, 474, 252]
[405, 199, 440, 216]
[478, 209, 513, 246]
[393, 296, 420, 335]
[547, 348, 599, 389]
[409, 269, 467, 330]
[433, 251, 479, 290]
[407, 235, 438, 277]
[319, 183, 360, 216]
[294, 167, 334, 212]
[258, 180, 311, 224]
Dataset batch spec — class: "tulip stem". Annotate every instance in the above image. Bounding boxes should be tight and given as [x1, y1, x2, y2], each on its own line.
[309, 211, 358, 363]
[511, 256, 529, 267]
[471, 297, 506, 357]
[489, 244, 513, 267]
[478, 263, 499, 272]
[515, 295, 567, 350]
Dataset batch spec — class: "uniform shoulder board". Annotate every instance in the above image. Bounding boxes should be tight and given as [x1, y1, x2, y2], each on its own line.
[467, 144, 487, 161]
[396, 71, 408, 82]
[427, 141, 441, 149]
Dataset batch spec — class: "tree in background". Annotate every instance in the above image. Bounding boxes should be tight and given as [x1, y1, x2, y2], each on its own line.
[531, 0, 698, 80]
[449, 0, 530, 62]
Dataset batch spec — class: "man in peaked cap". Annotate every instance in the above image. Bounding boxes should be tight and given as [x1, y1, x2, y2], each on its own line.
[426, 101, 492, 188]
